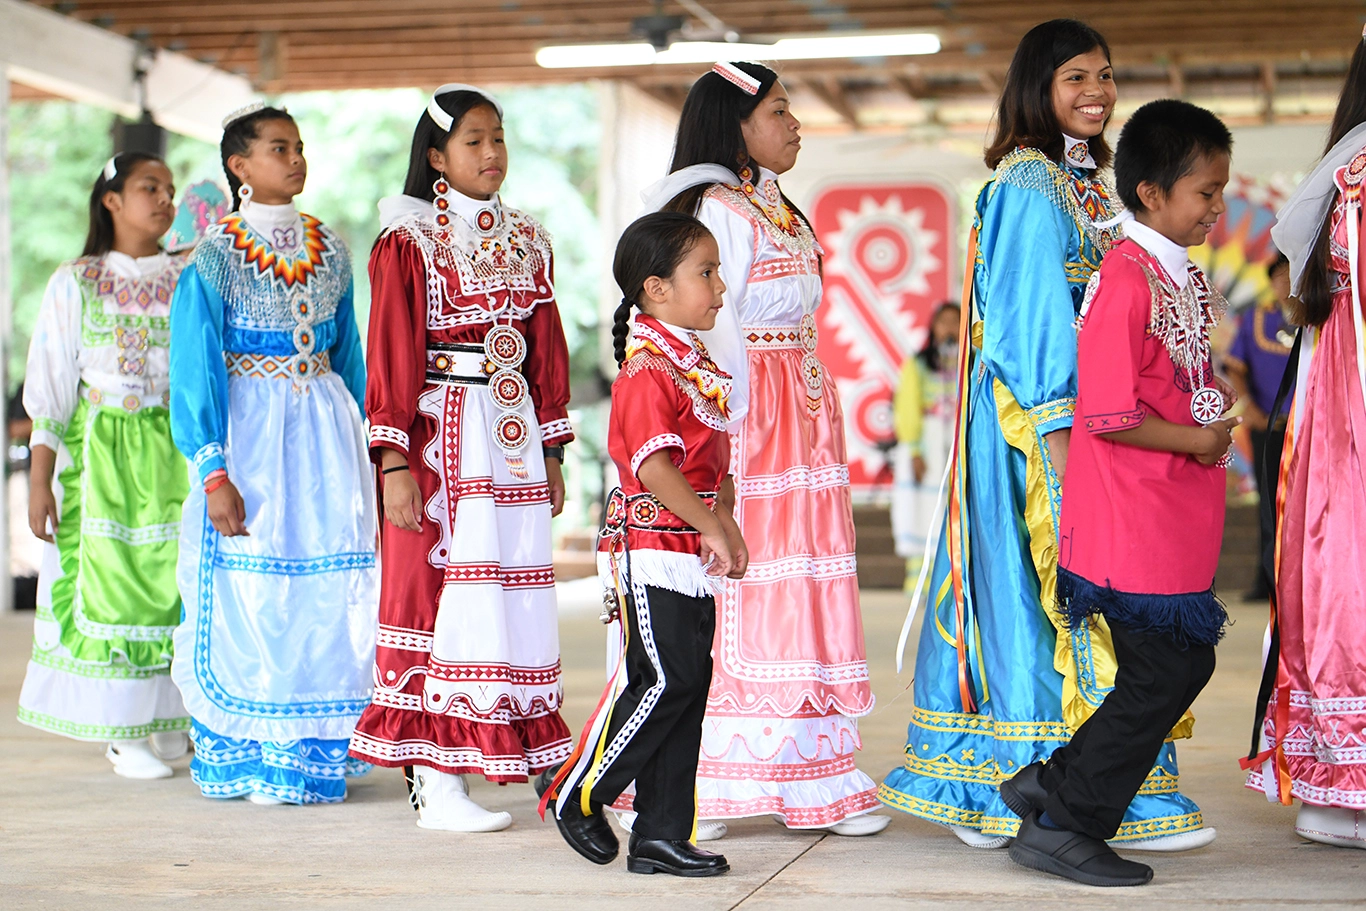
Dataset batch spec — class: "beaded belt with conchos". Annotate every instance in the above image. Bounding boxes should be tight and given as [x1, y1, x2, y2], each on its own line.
[743, 313, 823, 412]
[603, 487, 718, 536]
[428, 325, 534, 479]
[225, 350, 331, 380]
[81, 384, 169, 413]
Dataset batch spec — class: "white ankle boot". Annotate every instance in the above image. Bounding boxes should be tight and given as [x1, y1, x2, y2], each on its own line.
[106, 741, 173, 780]
[1296, 805, 1366, 848]
[149, 731, 189, 761]
[947, 824, 1010, 849]
[618, 810, 728, 842]
[1116, 827, 1217, 852]
[411, 766, 512, 833]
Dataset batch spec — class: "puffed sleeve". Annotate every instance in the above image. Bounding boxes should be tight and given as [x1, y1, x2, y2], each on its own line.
[616, 363, 685, 478]
[23, 267, 83, 452]
[523, 253, 575, 446]
[364, 230, 427, 459]
[329, 277, 367, 418]
[893, 357, 923, 451]
[695, 196, 756, 426]
[977, 173, 1082, 435]
[1076, 257, 1150, 435]
[169, 263, 231, 482]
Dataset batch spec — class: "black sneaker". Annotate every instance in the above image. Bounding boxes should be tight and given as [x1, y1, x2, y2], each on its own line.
[1008, 811, 1152, 887]
[1000, 762, 1048, 818]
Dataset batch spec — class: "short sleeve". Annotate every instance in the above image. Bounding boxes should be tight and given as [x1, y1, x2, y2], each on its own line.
[1076, 258, 1150, 434]
[615, 362, 685, 478]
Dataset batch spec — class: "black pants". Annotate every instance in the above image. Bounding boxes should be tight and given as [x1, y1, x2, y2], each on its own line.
[579, 584, 715, 841]
[1039, 621, 1216, 841]
[1250, 427, 1287, 597]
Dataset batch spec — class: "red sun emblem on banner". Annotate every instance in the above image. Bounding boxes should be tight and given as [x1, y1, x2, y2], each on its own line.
[810, 181, 953, 492]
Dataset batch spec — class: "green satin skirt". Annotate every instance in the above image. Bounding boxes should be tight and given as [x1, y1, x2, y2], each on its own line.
[17, 397, 191, 741]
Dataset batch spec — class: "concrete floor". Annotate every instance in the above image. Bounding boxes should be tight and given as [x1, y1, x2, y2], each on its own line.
[0, 588, 1359, 911]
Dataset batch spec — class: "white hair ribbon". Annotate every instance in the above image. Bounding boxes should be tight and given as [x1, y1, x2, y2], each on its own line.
[712, 62, 761, 96]
[103, 155, 119, 182]
[427, 83, 504, 131]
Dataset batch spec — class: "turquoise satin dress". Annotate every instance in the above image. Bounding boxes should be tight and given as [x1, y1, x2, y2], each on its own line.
[878, 148, 1208, 842]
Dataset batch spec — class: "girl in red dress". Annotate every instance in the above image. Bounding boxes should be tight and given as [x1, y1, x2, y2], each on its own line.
[547, 211, 745, 878]
[349, 85, 574, 832]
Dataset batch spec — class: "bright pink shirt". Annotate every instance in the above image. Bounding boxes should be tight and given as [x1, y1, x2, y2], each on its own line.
[1058, 238, 1226, 595]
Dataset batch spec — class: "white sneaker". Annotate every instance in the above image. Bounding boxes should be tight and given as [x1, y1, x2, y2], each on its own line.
[618, 811, 727, 842]
[947, 824, 1010, 849]
[149, 731, 189, 761]
[411, 766, 512, 833]
[1296, 805, 1366, 849]
[827, 813, 892, 837]
[1117, 827, 1217, 852]
[247, 791, 288, 806]
[106, 741, 173, 780]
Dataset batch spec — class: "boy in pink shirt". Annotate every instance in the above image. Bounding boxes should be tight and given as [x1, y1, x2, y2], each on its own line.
[1001, 99, 1241, 887]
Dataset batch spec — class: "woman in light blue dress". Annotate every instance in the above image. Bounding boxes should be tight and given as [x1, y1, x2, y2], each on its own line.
[169, 103, 377, 804]
[878, 19, 1214, 851]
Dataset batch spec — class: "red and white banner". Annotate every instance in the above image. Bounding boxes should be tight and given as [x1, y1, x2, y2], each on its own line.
[809, 180, 954, 493]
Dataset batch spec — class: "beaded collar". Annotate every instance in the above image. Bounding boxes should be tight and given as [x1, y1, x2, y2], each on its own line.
[625, 314, 732, 429]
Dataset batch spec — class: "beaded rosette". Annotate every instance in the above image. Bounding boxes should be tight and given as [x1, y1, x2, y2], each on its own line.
[483, 323, 533, 478]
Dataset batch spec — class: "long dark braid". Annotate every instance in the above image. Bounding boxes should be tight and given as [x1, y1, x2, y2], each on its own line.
[611, 298, 634, 367]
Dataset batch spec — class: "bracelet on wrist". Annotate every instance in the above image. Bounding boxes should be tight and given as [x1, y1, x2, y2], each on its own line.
[381, 465, 411, 475]
[542, 445, 565, 463]
[204, 477, 229, 495]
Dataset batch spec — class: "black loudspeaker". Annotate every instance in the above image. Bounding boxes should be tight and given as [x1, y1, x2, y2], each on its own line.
[113, 112, 167, 158]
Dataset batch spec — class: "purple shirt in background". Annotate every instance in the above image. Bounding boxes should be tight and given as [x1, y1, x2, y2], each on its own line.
[1226, 302, 1293, 417]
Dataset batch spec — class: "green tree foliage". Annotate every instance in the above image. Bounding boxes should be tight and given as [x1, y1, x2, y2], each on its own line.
[8, 85, 603, 401]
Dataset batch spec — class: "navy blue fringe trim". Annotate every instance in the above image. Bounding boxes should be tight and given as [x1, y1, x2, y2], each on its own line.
[1058, 567, 1229, 649]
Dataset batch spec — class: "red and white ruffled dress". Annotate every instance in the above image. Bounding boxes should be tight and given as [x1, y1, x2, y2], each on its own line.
[348, 192, 574, 781]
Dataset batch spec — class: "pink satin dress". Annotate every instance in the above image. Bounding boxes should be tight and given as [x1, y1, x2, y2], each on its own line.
[692, 171, 877, 826]
[1251, 157, 1366, 809]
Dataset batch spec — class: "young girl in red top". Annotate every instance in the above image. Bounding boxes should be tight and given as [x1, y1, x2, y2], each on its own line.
[1002, 99, 1241, 887]
[546, 211, 746, 878]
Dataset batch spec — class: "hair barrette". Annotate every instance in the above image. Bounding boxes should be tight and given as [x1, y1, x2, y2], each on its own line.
[102, 155, 119, 182]
[221, 101, 268, 130]
[427, 83, 504, 132]
[712, 61, 761, 95]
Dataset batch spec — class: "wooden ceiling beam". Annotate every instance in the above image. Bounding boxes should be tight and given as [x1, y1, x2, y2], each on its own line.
[803, 77, 860, 130]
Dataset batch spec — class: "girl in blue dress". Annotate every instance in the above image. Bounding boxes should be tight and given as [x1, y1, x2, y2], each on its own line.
[878, 19, 1214, 851]
[169, 103, 378, 805]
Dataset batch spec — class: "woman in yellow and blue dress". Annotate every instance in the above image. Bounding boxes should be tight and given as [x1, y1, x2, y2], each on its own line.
[878, 19, 1215, 851]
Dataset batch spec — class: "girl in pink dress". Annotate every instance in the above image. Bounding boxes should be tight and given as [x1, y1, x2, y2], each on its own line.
[1248, 32, 1366, 848]
[635, 61, 884, 837]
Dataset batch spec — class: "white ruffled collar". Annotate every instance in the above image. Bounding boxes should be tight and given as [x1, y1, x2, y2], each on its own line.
[377, 191, 503, 233]
[1124, 218, 1190, 289]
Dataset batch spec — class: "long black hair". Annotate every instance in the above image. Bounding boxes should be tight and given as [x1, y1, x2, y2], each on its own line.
[82, 152, 162, 257]
[662, 61, 810, 227]
[610, 212, 714, 367]
[918, 301, 961, 373]
[984, 19, 1113, 171]
[1295, 39, 1366, 327]
[401, 91, 502, 201]
[220, 106, 295, 210]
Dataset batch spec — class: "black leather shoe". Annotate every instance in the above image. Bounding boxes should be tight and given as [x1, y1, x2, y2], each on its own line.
[552, 793, 619, 865]
[1000, 762, 1048, 818]
[1008, 811, 1152, 887]
[533, 763, 561, 799]
[626, 834, 729, 877]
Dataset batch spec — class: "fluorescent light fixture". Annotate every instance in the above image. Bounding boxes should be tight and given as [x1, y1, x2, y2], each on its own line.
[535, 32, 941, 69]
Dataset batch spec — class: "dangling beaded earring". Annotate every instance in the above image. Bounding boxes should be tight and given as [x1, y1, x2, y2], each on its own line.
[433, 174, 453, 228]
[237, 182, 253, 210]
